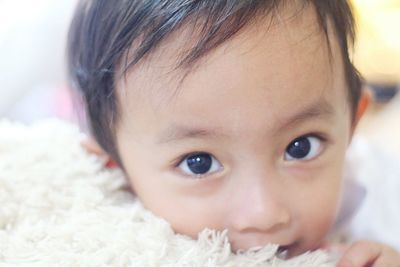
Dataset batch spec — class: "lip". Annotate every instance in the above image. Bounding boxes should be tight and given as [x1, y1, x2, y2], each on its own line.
[277, 242, 298, 259]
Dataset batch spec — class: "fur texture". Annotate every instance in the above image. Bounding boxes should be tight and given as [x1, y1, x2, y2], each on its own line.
[0, 120, 335, 266]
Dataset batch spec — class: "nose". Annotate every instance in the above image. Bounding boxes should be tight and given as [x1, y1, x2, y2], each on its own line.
[228, 174, 291, 234]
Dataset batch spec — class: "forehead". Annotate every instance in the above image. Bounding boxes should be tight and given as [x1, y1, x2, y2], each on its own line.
[115, 4, 348, 134]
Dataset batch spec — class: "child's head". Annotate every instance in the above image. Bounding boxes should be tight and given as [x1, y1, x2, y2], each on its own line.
[68, 0, 363, 257]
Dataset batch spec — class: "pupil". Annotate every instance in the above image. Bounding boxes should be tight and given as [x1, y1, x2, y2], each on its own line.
[287, 137, 311, 158]
[187, 153, 212, 174]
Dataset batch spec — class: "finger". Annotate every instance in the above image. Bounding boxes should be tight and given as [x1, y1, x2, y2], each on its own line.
[337, 241, 382, 267]
[321, 241, 349, 254]
[320, 242, 350, 264]
[370, 246, 400, 267]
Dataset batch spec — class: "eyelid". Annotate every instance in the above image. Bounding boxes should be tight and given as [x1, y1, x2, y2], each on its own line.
[284, 133, 327, 162]
[300, 133, 328, 143]
[173, 151, 204, 167]
[174, 152, 223, 179]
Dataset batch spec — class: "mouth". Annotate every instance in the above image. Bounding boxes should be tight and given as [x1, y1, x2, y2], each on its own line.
[277, 242, 297, 259]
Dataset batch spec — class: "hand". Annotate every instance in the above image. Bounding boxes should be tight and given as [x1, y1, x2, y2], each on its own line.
[80, 137, 118, 168]
[324, 240, 400, 267]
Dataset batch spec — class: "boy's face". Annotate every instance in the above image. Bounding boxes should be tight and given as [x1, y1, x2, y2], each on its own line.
[115, 5, 353, 257]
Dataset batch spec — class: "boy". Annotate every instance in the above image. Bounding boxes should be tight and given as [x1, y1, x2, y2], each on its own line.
[68, 0, 400, 265]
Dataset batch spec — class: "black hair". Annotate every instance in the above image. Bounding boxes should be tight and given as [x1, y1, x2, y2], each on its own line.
[67, 0, 362, 166]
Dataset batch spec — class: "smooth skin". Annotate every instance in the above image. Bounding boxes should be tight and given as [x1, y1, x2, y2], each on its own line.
[83, 4, 400, 266]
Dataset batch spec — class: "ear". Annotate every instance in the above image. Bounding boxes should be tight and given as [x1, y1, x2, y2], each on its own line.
[350, 86, 372, 135]
[81, 137, 119, 169]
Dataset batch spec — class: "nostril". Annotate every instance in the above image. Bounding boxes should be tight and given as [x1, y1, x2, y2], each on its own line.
[230, 206, 291, 233]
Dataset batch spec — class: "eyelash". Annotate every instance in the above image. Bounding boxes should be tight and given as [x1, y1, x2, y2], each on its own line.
[173, 133, 329, 178]
[283, 133, 327, 162]
[173, 151, 219, 178]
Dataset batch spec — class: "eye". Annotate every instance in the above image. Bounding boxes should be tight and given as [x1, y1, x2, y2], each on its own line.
[178, 153, 222, 177]
[284, 135, 323, 161]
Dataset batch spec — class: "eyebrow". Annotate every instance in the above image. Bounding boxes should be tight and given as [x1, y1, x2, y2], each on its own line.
[157, 98, 335, 144]
[157, 125, 227, 144]
[275, 98, 335, 132]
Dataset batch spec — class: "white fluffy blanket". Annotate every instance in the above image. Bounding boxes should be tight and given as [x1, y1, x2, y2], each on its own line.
[0, 120, 335, 266]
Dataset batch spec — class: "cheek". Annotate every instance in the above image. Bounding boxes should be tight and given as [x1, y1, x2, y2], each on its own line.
[116, 136, 228, 238]
[293, 170, 343, 248]
[300, 199, 338, 250]
[135, 183, 225, 238]
[296, 134, 348, 231]
[126, 164, 226, 238]
[153, 201, 225, 238]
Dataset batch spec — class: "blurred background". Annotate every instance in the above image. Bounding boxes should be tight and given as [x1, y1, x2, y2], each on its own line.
[0, 0, 78, 123]
[0, 0, 399, 155]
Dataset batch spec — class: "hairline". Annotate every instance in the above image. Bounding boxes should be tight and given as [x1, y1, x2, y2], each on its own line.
[68, 0, 361, 166]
